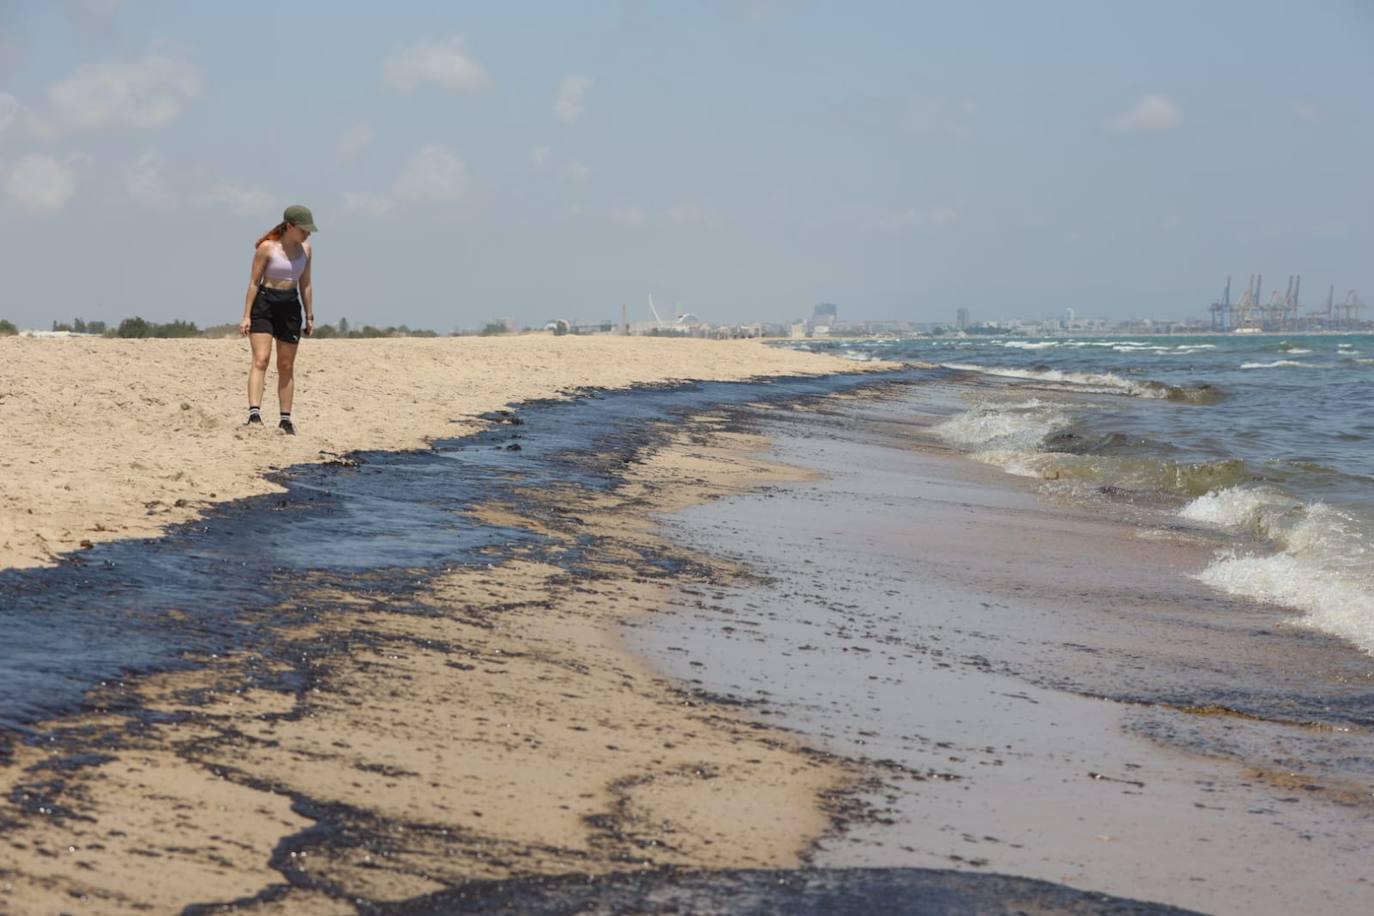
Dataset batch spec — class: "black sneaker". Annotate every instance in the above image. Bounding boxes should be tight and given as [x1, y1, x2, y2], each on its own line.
[245, 413, 263, 425]
[279, 418, 296, 435]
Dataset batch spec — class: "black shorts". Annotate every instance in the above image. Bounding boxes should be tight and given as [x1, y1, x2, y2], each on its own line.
[250, 287, 303, 343]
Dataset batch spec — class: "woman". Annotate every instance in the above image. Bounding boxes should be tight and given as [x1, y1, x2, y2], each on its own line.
[239, 204, 317, 434]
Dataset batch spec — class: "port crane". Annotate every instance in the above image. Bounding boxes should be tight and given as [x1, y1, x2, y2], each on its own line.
[1209, 274, 1365, 331]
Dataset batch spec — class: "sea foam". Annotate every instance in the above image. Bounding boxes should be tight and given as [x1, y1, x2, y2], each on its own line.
[1179, 486, 1301, 534]
[943, 362, 1222, 402]
[944, 362, 1151, 395]
[1240, 360, 1313, 369]
[1196, 553, 1374, 654]
[1182, 487, 1374, 655]
[932, 399, 1069, 450]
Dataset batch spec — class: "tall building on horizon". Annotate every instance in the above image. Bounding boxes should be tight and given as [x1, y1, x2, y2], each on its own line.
[956, 307, 969, 330]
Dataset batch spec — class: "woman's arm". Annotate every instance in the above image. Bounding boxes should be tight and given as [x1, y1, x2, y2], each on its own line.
[240, 243, 271, 335]
[299, 244, 314, 336]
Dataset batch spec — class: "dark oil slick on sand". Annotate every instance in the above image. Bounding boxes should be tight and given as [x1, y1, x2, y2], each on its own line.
[382, 866, 1196, 915]
[0, 373, 913, 729]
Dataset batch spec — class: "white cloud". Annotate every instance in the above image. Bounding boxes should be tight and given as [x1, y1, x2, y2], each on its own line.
[667, 202, 705, 224]
[554, 75, 592, 123]
[610, 203, 645, 226]
[395, 144, 467, 201]
[5, 154, 77, 213]
[0, 93, 16, 131]
[48, 56, 199, 130]
[383, 36, 488, 92]
[531, 146, 590, 181]
[1107, 94, 1180, 133]
[343, 190, 396, 215]
[205, 184, 275, 217]
[928, 206, 959, 226]
[344, 145, 468, 214]
[125, 150, 171, 208]
[338, 123, 373, 159]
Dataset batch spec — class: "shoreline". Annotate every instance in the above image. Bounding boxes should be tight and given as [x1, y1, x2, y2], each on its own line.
[5, 363, 1337, 911]
[0, 335, 892, 571]
[628, 383, 1374, 914]
[0, 373, 1195, 913]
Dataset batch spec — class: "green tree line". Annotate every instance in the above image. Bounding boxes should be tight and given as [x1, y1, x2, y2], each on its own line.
[313, 317, 439, 338]
[0, 316, 442, 338]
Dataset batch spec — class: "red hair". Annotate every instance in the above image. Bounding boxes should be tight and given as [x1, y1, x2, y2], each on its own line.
[255, 221, 288, 249]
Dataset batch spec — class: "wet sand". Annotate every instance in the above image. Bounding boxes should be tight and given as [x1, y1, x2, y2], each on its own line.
[0, 335, 881, 570]
[627, 386, 1374, 914]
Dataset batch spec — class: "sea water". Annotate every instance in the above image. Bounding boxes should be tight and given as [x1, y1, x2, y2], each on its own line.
[795, 334, 1374, 655]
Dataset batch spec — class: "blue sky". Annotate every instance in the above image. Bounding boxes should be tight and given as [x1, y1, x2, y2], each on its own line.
[1, 0, 1371, 330]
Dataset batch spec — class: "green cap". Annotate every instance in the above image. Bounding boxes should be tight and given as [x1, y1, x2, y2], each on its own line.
[283, 204, 318, 232]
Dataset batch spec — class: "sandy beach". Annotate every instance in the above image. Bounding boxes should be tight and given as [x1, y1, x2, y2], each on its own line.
[5, 2, 1366, 911]
[0, 335, 881, 571]
[6, 341, 1354, 913]
[0, 342, 903, 913]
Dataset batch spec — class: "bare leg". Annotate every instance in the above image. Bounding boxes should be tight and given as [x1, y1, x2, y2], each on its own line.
[276, 339, 299, 414]
[248, 333, 273, 407]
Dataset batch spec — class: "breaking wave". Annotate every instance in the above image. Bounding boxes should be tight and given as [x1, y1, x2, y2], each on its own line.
[971, 450, 1248, 498]
[932, 399, 1071, 451]
[1240, 360, 1315, 369]
[933, 397, 1245, 498]
[924, 341, 1374, 656]
[943, 363, 1224, 403]
[1181, 489, 1374, 654]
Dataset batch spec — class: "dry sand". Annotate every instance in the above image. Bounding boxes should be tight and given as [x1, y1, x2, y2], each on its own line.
[0, 345, 880, 913]
[0, 334, 884, 571]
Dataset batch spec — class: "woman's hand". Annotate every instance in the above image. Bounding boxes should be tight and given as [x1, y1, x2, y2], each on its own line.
[239, 317, 252, 336]
[304, 316, 315, 337]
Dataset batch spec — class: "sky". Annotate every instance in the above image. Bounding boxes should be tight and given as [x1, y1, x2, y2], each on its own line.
[1, 0, 1372, 331]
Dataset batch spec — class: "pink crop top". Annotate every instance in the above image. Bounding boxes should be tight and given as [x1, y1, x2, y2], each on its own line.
[263, 246, 307, 282]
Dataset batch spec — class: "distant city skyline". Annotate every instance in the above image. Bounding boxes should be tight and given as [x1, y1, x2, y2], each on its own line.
[1, 1, 1371, 331]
